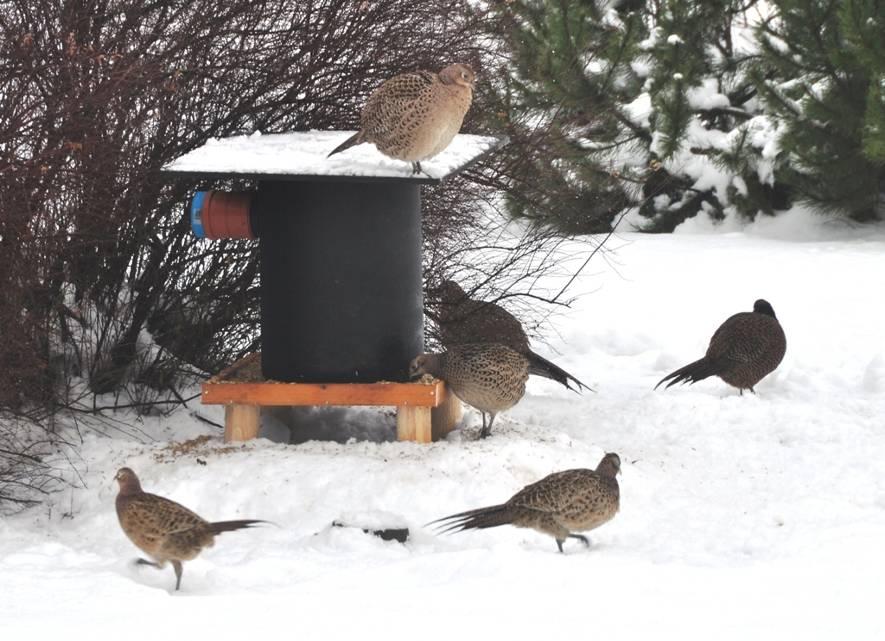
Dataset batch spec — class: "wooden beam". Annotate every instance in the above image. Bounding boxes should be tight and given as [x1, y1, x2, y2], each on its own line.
[396, 406, 432, 443]
[431, 389, 462, 441]
[224, 404, 260, 442]
[204, 359, 448, 444]
[203, 380, 445, 407]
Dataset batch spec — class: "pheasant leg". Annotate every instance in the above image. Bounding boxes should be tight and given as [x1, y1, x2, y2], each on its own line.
[172, 560, 183, 591]
[568, 534, 591, 547]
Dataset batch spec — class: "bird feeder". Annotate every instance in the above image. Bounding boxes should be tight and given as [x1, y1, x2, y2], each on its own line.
[162, 130, 505, 442]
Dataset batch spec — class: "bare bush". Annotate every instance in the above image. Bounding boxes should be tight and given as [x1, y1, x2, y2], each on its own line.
[0, 0, 604, 508]
[0, 0, 486, 407]
[0, 413, 72, 512]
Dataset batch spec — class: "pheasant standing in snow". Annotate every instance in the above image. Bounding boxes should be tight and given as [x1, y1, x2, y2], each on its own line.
[429, 279, 591, 392]
[430, 453, 621, 552]
[114, 467, 265, 591]
[410, 342, 580, 438]
[327, 63, 475, 175]
[655, 299, 786, 394]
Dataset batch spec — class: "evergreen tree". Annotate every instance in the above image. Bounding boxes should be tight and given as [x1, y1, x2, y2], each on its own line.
[488, 0, 789, 232]
[752, 0, 885, 220]
[485, 0, 649, 233]
[641, 0, 775, 228]
[488, 0, 883, 230]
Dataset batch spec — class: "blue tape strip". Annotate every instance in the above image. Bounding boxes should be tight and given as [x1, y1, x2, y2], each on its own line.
[190, 191, 207, 238]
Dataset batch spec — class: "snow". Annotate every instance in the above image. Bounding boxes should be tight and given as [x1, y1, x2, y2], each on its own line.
[601, 8, 625, 30]
[638, 26, 664, 51]
[686, 78, 730, 110]
[161, 131, 503, 181]
[584, 58, 605, 75]
[650, 117, 734, 205]
[623, 92, 652, 128]
[630, 58, 652, 78]
[3, 210, 885, 640]
[736, 114, 782, 186]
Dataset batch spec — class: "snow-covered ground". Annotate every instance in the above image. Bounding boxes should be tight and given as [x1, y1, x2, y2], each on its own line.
[2, 210, 885, 640]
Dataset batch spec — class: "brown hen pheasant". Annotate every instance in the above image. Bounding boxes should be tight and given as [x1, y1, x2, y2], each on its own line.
[655, 299, 786, 394]
[410, 343, 528, 438]
[431, 453, 621, 552]
[114, 467, 264, 591]
[327, 63, 475, 174]
[429, 280, 590, 392]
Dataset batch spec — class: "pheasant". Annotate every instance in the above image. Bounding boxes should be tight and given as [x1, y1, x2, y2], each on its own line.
[655, 299, 786, 394]
[327, 63, 475, 174]
[114, 467, 264, 591]
[429, 279, 590, 392]
[410, 342, 578, 438]
[430, 453, 621, 552]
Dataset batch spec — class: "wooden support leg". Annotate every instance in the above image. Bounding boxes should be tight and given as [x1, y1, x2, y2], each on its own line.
[431, 391, 462, 441]
[224, 404, 261, 443]
[396, 406, 432, 443]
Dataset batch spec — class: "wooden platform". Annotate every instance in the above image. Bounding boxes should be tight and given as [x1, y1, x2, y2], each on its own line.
[201, 353, 461, 443]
